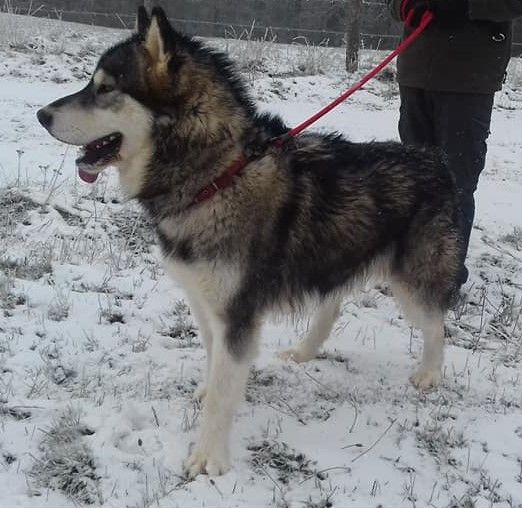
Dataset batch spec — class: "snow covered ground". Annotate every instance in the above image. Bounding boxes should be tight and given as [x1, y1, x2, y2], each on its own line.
[0, 12, 521, 508]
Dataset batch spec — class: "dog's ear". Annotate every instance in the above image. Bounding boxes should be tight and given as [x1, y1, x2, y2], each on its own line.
[136, 6, 151, 37]
[143, 6, 174, 65]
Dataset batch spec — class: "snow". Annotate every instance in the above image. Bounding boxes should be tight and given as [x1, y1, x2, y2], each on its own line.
[0, 12, 521, 508]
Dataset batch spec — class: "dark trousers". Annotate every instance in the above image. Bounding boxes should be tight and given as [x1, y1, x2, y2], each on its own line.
[398, 86, 494, 285]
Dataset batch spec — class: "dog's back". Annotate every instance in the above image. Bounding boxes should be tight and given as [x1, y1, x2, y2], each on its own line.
[255, 133, 461, 309]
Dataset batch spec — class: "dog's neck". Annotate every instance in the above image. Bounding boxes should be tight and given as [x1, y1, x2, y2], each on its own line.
[134, 69, 284, 218]
[136, 116, 257, 216]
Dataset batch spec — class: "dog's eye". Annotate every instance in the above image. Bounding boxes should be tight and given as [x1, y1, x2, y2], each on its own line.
[98, 84, 115, 94]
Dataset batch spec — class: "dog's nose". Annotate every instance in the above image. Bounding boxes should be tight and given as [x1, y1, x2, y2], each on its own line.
[37, 108, 53, 128]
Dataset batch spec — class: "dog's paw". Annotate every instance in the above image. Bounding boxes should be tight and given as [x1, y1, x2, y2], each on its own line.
[184, 443, 230, 479]
[278, 346, 316, 364]
[411, 367, 441, 391]
[193, 383, 207, 402]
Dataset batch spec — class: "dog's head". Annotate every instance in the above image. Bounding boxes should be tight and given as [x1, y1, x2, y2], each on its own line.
[37, 7, 252, 194]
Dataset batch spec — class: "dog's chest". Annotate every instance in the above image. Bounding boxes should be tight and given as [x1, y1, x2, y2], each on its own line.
[156, 209, 250, 263]
[164, 258, 240, 309]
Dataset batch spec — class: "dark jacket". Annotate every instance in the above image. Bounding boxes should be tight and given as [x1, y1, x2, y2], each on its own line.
[388, 0, 522, 93]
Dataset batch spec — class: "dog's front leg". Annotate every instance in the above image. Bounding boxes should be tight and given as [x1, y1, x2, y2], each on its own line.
[184, 315, 258, 478]
[184, 295, 213, 402]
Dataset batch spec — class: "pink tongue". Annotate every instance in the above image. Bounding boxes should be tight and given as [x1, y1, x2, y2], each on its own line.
[78, 169, 99, 183]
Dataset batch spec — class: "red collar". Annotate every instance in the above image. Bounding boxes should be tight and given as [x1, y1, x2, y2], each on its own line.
[190, 153, 249, 207]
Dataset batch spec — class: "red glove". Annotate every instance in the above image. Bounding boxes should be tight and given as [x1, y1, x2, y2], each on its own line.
[400, 0, 431, 29]
[400, 0, 469, 28]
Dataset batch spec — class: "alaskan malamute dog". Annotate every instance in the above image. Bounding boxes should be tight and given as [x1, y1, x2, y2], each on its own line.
[38, 7, 462, 478]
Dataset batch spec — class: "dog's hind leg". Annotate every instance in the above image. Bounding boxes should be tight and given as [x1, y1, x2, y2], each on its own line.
[184, 311, 259, 478]
[391, 284, 446, 391]
[413, 314, 445, 390]
[391, 203, 461, 390]
[280, 296, 342, 363]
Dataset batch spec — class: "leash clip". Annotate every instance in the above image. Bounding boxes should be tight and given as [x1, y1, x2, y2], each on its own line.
[270, 132, 292, 148]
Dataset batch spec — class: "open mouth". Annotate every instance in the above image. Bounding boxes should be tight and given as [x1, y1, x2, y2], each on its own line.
[75, 132, 123, 183]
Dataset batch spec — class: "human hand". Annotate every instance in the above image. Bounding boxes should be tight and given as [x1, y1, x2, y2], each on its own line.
[400, 0, 431, 29]
[400, 0, 468, 28]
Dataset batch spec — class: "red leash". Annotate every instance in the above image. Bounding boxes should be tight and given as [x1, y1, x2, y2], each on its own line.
[278, 11, 434, 142]
[191, 12, 434, 206]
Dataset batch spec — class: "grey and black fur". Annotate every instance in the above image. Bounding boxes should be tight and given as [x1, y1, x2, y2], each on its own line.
[38, 6, 462, 478]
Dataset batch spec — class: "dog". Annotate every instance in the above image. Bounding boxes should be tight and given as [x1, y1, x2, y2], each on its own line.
[37, 6, 462, 478]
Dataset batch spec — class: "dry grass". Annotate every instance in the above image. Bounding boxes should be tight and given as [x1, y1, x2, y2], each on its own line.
[29, 406, 100, 504]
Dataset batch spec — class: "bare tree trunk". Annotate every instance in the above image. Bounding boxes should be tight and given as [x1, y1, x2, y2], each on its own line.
[345, 0, 362, 73]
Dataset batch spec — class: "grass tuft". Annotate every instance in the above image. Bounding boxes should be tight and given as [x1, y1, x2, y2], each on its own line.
[248, 440, 322, 484]
[30, 406, 100, 505]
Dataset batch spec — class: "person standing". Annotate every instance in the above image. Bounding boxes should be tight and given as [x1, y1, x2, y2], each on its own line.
[388, 0, 522, 285]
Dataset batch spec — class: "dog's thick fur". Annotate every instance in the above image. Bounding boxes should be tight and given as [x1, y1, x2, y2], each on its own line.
[38, 7, 462, 478]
